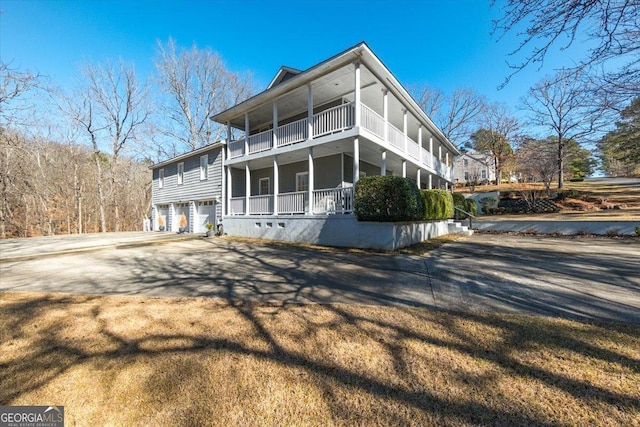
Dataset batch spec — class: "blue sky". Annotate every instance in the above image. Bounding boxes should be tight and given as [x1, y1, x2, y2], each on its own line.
[1, 0, 590, 121]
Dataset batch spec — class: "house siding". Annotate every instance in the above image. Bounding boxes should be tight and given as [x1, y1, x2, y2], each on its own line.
[152, 146, 223, 223]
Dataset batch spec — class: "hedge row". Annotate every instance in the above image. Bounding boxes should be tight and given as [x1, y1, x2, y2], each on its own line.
[354, 176, 455, 222]
[453, 193, 477, 218]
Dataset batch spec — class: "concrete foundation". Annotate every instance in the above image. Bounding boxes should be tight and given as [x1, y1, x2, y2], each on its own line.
[223, 215, 451, 250]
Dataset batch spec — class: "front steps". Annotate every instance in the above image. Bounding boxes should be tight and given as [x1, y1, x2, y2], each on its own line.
[447, 219, 474, 236]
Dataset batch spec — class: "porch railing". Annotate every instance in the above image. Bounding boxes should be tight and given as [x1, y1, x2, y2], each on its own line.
[230, 197, 246, 215]
[312, 187, 354, 214]
[277, 118, 308, 147]
[313, 103, 354, 137]
[407, 136, 421, 161]
[361, 104, 385, 139]
[278, 191, 307, 214]
[249, 195, 273, 214]
[248, 129, 273, 154]
[422, 147, 434, 168]
[229, 139, 245, 159]
[387, 123, 404, 151]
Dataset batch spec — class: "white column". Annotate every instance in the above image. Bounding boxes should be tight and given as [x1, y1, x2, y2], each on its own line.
[354, 62, 361, 127]
[245, 163, 250, 216]
[418, 125, 423, 163]
[226, 166, 232, 215]
[403, 110, 408, 152]
[307, 84, 313, 140]
[402, 160, 407, 178]
[417, 169, 421, 189]
[272, 101, 278, 150]
[221, 143, 226, 215]
[381, 151, 387, 176]
[382, 89, 389, 141]
[445, 152, 449, 166]
[428, 174, 433, 190]
[429, 136, 434, 168]
[273, 156, 279, 215]
[308, 147, 314, 215]
[244, 113, 250, 155]
[353, 137, 360, 185]
[227, 121, 232, 158]
[438, 145, 442, 163]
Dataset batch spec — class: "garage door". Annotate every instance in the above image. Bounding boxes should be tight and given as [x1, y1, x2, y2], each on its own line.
[174, 203, 189, 232]
[156, 205, 169, 231]
[197, 200, 217, 233]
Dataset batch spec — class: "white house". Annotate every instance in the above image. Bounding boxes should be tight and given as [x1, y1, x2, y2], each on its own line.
[453, 150, 495, 185]
[151, 42, 462, 249]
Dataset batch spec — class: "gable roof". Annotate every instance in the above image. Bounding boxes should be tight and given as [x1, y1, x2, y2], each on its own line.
[267, 66, 302, 89]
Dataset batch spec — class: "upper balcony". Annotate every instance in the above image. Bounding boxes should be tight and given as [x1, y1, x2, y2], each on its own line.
[226, 101, 453, 182]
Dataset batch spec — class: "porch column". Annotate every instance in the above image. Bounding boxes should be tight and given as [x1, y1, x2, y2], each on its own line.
[221, 147, 226, 216]
[272, 101, 278, 150]
[438, 145, 442, 164]
[445, 152, 449, 166]
[226, 121, 232, 158]
[428, 174, 433, 190]
[353, 137, 360, 185]
[244, 113, 250, 155]
[417, 169, 421, 189]
[273, 156, 279, 215]
[381, 151, 387, 176]
[402, 160, 407, 178]
[245, 163, 250, 216]
[226, 166, 232, 215]
[383, 89, 389, 141]
[307, 84, 313, 140]
[418, 125, 423, 163]
[429, 136, 434, 168]
[354, 62, 361, 127]
[308, 147, 314, 215]
[403, 110, 408, 152]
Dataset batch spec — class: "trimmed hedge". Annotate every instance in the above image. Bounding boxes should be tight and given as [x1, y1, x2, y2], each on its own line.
[453, 193, 477, 218]
[421, 189, 454, 220]
[354, 176, 424, 222]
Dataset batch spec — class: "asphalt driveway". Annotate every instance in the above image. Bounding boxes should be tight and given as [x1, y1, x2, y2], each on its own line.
[1, 233, 638, 323]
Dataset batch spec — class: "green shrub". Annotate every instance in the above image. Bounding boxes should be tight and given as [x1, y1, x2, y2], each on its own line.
[466, 198, 477, 216]
[421, 189, 454, 220]
[635, 226, 640, 236]
[354, 176, 424, 222]
[479, 197, 498, 214]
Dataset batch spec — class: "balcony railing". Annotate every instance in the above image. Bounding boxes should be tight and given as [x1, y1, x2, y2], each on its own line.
[228, 188, 354, 216]
[227, 101, 451, 181]
[313, 103, 354, 137]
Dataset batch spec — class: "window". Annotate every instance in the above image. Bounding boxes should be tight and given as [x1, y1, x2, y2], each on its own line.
[259, 177, 270, 195]
[177, 162, 184, 185]
[464, 171, 469, 181]
[296, 172, 308, 192]
[158, 168, 164, 188]
[481, 170, 487, 179]
[200, 155, 208, 180]
[463, 159, 468, 167]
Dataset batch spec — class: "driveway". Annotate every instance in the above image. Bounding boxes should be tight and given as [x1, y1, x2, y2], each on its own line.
[1, 234, 638, 324]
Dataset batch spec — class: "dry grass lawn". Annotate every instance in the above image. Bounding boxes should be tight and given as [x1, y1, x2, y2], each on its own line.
[1, 292, 639, 426]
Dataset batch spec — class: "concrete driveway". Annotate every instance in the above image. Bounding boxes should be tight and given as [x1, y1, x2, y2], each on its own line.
[1, 233, 638, 324]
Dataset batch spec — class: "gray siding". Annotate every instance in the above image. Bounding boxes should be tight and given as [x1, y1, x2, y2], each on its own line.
[343, 155, 379, 183]
[231, 167, 245, 197]
[152, 146, 223, 219]
[314, 154, 342, 189]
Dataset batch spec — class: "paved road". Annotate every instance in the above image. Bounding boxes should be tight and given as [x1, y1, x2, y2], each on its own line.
[1, 233, 638, 324]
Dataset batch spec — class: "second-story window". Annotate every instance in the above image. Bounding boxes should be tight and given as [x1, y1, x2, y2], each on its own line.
[159, 168, 164, 188]
[177, 162, 184, 185]
[200, 155, 208, 180]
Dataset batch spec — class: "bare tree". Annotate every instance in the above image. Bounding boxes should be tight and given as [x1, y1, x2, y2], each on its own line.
[522, 71, 604, 188]
[517, 137, 557, 194]
[492, 0, 639, 105]
[468, 103, 519, 184]
[154, 38, 254, 156]
[0, 62, 41, 127]
[412, 84, 486, 148]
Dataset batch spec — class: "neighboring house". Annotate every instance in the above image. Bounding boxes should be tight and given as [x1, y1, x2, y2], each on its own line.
[150, 42, 460, 248]
[453, 150, 495, 185]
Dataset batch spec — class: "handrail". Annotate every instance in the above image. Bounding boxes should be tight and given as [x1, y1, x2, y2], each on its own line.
[454, 206, 476, 229]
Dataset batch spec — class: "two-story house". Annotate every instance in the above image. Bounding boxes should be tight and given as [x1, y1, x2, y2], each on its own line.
[453, 150, 495, 185]
[151, 42, 460, 248]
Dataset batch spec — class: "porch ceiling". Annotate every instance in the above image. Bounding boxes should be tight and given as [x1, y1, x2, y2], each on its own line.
[228, 66, 382, 131]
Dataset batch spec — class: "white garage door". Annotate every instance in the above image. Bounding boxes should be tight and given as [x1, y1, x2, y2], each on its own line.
[197, 200, 217, 233]
[156, 205, 169, 231]
[174, 203, 189, 232]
